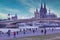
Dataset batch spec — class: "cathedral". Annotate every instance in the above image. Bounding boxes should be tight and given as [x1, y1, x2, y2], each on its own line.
[34, 3, 57, 19]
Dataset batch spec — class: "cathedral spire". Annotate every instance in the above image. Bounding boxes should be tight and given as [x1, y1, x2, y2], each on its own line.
[43, 2, 47, 14]
[49, 9, 51, 15]
[44, 2, 46, 8]
[40, 3, 43, 12]
[34, 8, 40, 19]
[41, 3, 43, 9]
[15, 14, 17, 19]
[36, 8, 38, 13]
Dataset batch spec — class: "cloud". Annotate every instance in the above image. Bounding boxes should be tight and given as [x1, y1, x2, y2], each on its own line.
[3, 8, 21, 14]
[18, 16, 30, 19]
[0, 7, 34, 19]
[29, 7, 36, 14]
[45, 6, 58, 17]
[0, 8, 22, 19]
[0, 13, 8, 19]
[23, 0, 41, 8]
[17, 0, 35, 8]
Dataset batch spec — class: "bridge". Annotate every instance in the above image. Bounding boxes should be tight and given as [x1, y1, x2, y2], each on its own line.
[0, 18, 60, 24]
[0, 18, 60, 28]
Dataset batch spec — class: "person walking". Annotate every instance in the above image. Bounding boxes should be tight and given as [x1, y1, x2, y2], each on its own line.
[23, 29, 25, 34]
[13, 31, 16, 37]
[41, 29, 43, 33]
[16, 31, 18, 35]
[7, 30, 11, 37]
[33, 29, 35, 33]
[44, 29, 46, 34]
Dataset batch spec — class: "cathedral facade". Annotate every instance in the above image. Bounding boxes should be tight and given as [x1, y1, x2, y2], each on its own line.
[34, 3, 57, 19]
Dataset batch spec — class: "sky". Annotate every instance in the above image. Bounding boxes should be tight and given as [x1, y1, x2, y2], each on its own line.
[0, 0, 60, 19]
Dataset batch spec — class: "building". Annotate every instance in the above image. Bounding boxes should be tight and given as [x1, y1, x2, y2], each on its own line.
[46, 9, 57, 18]
[8, 14, 10, 20]
[8, 14, 18, 21]
[34, 9, 40, 19]
[34, 3, 57, 19]
[12, 14, 18, 21]
[0, 3, 58, 28]
[39, 3, 47, 18]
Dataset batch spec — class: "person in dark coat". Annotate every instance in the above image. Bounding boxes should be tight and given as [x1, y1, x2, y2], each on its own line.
[41, 29, 43, 33]
[7, 30, 11, 37]
[16, 31, 18, 35]
[44, 29, 46, 34]
[23, 29, 25, 34]
[33, 30, 35, 33]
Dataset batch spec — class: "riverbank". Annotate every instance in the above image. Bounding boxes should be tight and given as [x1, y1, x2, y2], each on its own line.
[0, 28, 60, 40]
[7, 33, 60, 40]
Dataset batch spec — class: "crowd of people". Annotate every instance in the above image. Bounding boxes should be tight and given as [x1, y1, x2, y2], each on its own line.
[0, 28, 54, 38]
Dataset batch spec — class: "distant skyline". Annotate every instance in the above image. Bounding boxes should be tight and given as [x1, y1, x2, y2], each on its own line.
[0, 0, 60, 19]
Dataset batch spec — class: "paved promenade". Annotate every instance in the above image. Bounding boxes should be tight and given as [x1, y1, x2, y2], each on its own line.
[0, 28, 60, 40]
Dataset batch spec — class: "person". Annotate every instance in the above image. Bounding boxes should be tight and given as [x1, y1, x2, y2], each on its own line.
[33, 30, 35, 33]
[44, 29, 46, 34]
[7, 30, 11, 37]
[13, 31, 16, 37]
[36, 28, 37, 30]
[16, 31, 18, 35]
[0, 31, 2, 37]
[41, 29, 43, 33]
[29, 28, 31, 31]
[23, 29, 25, 34]
[52, 28, 54, 32]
